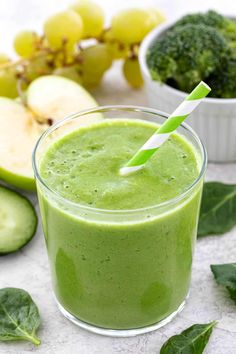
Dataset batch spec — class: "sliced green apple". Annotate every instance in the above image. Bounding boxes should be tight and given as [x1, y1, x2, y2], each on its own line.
[0, 98, 42, 190]
[0, 75, 99, 190]
[27, 75, 98, 120]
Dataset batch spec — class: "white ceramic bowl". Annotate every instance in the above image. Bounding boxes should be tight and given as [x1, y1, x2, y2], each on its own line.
[139, 21, 236, 162]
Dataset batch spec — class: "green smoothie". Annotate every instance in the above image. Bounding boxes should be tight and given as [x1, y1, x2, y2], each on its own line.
[38, 118, 203, 329]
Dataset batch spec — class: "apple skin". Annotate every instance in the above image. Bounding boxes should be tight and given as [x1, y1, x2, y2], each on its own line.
[0, 166, 35, 191]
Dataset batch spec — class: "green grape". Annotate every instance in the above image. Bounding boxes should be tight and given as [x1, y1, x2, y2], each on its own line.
[52, 52, 65, 68]
[14, 30, 39, 58]
[103, 29, 129, 59]
[53, 51, 74, 68]
[123, 57, 143, 89]
[111, 8, 155, 44]
[24, 56, 52, 82]
[148, 8, 166, 30]
[53, 66, 82, 84]
[82, 71, 103, 88]
[0, 68, 18, 98]
[81, 44, 112, 78]
[102, 28, 114, 42]
[71, 0, 104, 38]
[81, 43, 113, 88]
[106, 41, 129, 60]
[44, 10, 83, 51]
[0, 53, 10, 64]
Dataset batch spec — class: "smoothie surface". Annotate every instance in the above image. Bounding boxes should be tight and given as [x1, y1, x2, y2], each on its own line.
[40, 119, 199, 210]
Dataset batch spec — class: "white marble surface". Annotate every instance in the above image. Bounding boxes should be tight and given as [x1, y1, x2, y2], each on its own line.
[0, 1, 236, 353]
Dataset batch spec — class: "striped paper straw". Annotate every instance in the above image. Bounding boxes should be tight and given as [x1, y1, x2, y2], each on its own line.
[120, 81, 211, 176]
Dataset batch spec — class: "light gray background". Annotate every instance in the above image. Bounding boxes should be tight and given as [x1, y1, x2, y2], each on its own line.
[0, 1, 236, 353]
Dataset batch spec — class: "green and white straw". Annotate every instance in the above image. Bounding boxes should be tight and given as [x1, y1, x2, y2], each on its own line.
[120, 81, 211, 176]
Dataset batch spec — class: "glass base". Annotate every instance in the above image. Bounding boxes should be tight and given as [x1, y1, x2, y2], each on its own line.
[55, 296, 187, 337]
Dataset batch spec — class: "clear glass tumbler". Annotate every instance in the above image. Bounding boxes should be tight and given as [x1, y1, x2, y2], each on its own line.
[33, 106, 207, 337]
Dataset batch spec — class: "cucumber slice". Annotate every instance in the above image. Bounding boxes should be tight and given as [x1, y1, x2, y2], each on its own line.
[0, 185, 37, 255]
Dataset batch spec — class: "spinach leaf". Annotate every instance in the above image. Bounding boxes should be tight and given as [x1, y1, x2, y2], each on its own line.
[198, 182, 236, 237]
[211, 263, 236, 303]
[160, 321, 216, 354]
[0, 288, 41, 345]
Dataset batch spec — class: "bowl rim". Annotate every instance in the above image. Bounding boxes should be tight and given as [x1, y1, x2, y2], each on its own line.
[139, 18, 236, 104]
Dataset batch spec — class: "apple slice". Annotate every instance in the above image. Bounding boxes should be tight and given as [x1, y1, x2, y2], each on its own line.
[0, 98, 43, 190]
[27, 75, 98, 121]
[0, 75, 99, 190]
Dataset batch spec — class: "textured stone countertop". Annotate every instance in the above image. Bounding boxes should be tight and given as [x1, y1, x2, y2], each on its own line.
[0, 62, 236, 354]
[1, 0, 236, 352]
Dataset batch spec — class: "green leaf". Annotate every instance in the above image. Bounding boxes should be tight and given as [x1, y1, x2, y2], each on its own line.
[160, 321, 217, 354]
[198, 182, 236, 237]
[211, 263, 236, 303]
[0, 288, 41, 345]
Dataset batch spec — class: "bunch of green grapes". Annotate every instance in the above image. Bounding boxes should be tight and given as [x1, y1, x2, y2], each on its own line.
[0, 1, 165, 98]
[109, 7, 165, 88]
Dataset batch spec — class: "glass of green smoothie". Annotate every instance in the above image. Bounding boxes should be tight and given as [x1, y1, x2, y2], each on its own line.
[33, 106, 207, 337]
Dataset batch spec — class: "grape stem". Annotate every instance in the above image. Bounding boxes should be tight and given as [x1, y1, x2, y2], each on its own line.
[0, 46, 67, 70]
[129, 43, 139, 59]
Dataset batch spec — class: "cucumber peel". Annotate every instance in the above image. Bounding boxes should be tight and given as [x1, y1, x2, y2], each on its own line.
[0, 185, 37, 255]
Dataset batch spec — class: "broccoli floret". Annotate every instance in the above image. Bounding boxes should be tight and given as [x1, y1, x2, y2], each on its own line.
[147, 23, 230, 93]
[222, 19, 236, 44]
[208, 56, 236, 98]
[174, 10, 226, 29]
[174, 10, 236, 45]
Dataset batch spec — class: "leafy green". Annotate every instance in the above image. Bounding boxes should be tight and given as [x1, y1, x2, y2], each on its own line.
[160, 321, 217, 354]
[198, 182, 236, 237]
[0, 288, 41, 345]
[211, 263, 236, 303]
